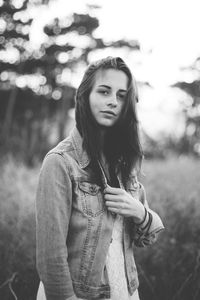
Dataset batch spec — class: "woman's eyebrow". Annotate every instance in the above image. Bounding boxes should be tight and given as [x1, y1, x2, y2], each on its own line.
[98, 84, 127, 92]
[98, 84, 111, 89]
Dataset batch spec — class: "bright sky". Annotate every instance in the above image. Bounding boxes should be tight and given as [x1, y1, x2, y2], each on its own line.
[29, 0, 200, 138]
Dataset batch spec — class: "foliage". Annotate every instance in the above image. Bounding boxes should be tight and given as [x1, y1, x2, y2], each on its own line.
[172, 57, 200, 156]
[0, 156, 40, 300]
[136, 156, 200, 300]
[0, 0, 102, 156]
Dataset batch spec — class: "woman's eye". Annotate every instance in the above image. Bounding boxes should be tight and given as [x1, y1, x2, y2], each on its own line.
[118, 93, 126, 100]
[98, 90, 109, 95]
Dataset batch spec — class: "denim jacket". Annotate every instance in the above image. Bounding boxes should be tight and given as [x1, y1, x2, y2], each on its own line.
[36, 127, 164, 300]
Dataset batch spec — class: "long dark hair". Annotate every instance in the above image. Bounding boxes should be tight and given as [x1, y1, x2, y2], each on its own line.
[75, 56, 143, 186]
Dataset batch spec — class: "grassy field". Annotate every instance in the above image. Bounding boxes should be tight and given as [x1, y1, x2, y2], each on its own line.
[0, 156, 40, 300]
[0, 155, 200, 300]
[137, 156, 200, 300]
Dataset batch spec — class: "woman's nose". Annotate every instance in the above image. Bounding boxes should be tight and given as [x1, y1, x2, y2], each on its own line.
[107, 94, 118, 107]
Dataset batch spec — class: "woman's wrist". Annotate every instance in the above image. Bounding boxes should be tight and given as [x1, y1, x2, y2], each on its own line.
[134, 205, 147, 225]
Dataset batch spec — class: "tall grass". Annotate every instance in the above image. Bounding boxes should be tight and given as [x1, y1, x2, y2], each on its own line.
[0, 155, 200, 299]
[0, 156, 40, 300]
[136, 156, 200, 300]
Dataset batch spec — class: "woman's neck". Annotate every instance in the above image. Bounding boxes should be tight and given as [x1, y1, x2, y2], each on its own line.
[98, 128, 106, 154]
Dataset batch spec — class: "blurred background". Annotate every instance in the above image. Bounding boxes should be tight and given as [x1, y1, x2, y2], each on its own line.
[0, 0, 200, 299]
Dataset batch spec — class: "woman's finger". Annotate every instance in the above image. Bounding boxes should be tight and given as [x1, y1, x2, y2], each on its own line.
[104, 194, 122, 201]
[105, 201, 120, 207]
[106, 201, 127, 209]
[104, 185, 124, 195]
[107, 206, 121, 213]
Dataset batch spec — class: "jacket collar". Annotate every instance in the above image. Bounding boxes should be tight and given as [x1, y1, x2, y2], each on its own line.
[70, 126, 91, 169]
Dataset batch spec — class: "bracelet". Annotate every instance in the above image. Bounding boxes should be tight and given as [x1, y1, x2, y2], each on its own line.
[136, 206, 147, 226]
[141, 211, 153, 231]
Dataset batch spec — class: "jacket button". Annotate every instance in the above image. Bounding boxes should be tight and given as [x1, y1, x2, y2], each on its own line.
[89, 186, 96, 193]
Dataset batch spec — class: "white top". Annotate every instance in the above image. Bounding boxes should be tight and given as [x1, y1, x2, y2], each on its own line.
[104, 214, 140, 300]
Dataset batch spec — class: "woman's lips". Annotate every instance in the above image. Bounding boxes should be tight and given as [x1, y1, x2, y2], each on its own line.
[101, 110, 116, 116]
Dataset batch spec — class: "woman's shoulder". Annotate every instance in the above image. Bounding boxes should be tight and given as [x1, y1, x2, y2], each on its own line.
[42, 136, 77, 169]
[48, 135, 74, 156]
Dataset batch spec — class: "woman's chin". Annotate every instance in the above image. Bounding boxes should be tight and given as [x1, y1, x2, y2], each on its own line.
[96, 118, 117, 128]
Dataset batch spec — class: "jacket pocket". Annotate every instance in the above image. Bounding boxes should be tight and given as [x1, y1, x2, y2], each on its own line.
[78, 181, 105, 217]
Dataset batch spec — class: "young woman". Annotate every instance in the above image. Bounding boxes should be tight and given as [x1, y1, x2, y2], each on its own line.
[36, 56, 164, 300]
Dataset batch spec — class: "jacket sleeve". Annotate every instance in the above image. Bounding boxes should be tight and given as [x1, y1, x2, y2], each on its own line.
[132, 182, 164, 247]
[36, 152, 77, 300]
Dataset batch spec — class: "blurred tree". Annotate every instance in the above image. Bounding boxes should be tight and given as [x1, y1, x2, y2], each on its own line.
[173, 57, 200, 156]
[0, 0, 59, 165]
[0, 0, 31, 141]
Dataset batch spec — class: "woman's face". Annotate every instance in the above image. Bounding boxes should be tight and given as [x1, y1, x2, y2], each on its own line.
[89, 69, 128, 128]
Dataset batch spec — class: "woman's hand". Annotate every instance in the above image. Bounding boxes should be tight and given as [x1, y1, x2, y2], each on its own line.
[104, 185, 145, 223]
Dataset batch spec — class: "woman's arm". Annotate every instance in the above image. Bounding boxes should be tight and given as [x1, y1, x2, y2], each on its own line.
[36, 152, 78, 300]
[132, 182, 164, 247]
